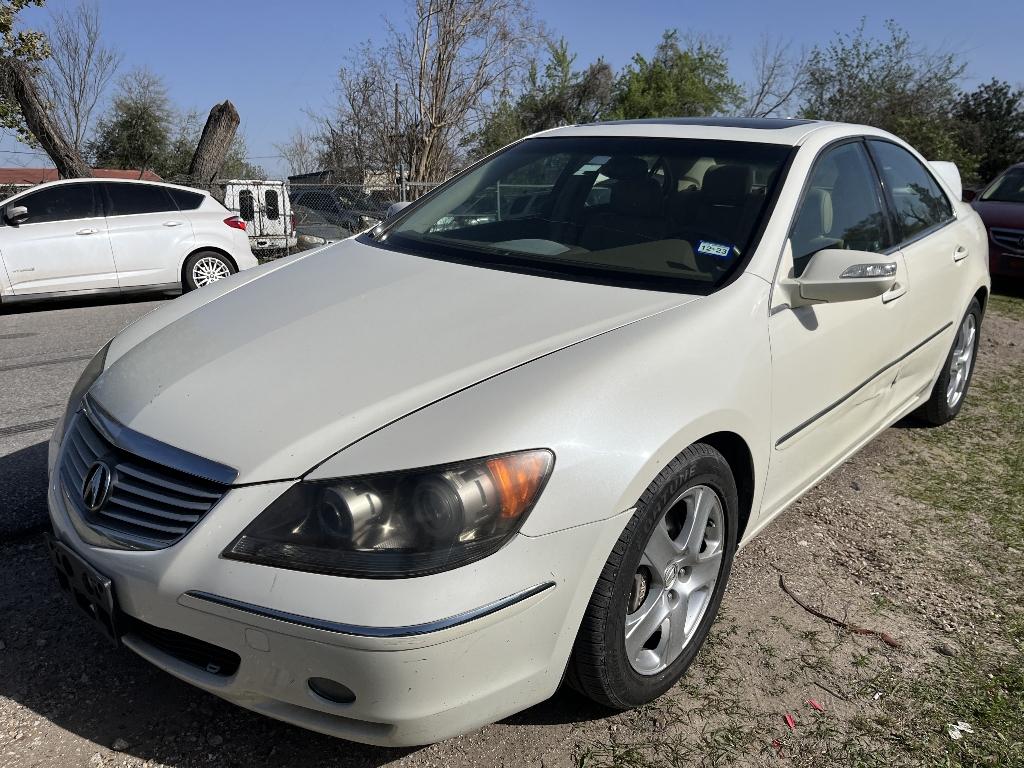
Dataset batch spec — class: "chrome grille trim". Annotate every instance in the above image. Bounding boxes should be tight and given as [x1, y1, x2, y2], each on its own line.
[58, 406, 233, 550]
[991, 227, 1024, 254]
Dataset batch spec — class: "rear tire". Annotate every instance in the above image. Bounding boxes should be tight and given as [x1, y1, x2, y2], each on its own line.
[183, 251, 234, 292]
[567, 443, 738, 709]
[916, 298, 982, 426]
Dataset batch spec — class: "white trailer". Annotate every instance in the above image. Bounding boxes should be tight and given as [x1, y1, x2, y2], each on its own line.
[222, 179, 297, 256]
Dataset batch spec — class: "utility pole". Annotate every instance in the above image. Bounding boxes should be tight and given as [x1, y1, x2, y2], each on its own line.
[394, 82, 406, 201]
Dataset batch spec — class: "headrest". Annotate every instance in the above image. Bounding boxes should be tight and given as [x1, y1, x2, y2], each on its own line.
[703, 165, 753, 204]
[611, 177, 662, 216]
[601, 156, 649, 181]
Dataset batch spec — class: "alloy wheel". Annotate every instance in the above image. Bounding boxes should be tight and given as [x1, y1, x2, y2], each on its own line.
[625, 484, 725, 675]
[192, 257, 231, 287]
[946, 313, 976, 409]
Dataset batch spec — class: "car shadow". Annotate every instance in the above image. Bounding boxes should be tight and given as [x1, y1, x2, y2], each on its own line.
[0, 439, 50, 539]
[993, 276, 1024, 299]
[0, 537, 420, 766]
[0, 291, 175, 315]
[0, 527, 612, 765]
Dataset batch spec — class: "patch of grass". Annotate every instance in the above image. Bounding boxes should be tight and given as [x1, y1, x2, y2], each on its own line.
[989, 292, 1024, 322]
[866, 617, 1024, 767]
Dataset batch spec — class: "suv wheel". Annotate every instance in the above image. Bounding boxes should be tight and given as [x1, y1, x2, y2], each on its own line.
[184, 251, 234, 291]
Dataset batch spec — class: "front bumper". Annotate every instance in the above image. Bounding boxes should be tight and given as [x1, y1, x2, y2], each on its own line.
[990, 245, 1024, 278]
[47, 474, 629, 746]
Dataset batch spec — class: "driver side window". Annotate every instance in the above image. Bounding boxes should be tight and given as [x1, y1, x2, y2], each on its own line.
[790, 142, 892, 277]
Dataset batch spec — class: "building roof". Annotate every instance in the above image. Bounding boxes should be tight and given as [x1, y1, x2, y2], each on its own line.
[0, 168, 162, 185]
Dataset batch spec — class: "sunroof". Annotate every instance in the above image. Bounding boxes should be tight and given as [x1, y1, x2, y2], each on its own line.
[590, 117, 816, 130]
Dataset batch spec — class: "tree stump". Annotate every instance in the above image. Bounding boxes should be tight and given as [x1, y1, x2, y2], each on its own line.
[187, 100, 240, 185]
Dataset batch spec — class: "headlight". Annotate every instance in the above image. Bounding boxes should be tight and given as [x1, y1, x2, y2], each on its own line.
[58, 339, 112, 441]
[223, 449, 554, 578]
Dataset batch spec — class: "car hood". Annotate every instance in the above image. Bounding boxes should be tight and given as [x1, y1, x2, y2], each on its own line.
[91, 238, 695, 482]
[972, 200, 1024, 229]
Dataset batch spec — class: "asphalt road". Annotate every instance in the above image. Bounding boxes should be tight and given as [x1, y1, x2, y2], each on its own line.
[0, 296, 165, 539]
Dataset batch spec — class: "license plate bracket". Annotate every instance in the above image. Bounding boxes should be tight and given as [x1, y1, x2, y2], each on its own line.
[46, 535, 120, 647]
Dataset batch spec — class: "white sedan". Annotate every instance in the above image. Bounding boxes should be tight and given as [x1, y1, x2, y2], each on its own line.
[46, 118, 989, 746]
[0, 178, 256, 305]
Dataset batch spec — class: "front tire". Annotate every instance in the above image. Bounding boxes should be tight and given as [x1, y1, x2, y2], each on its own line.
[183, 251, 235, 291]
[567, 443, 738, 709]
[916, 298, 982, 426]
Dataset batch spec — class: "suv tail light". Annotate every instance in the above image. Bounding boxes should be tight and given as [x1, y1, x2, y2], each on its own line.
[290, 212, 296, 232]
[224, 216, 247, 231]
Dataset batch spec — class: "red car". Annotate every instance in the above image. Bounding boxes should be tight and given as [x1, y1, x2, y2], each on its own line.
[971, 162, 1024, 279]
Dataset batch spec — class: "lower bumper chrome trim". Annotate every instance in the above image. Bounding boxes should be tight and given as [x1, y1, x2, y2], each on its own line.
[184, 581, 556, 638]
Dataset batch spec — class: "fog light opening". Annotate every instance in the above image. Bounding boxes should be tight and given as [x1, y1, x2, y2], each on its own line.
[308, 677, 356, 705]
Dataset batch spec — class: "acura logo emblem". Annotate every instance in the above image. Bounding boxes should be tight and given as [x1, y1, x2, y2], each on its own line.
[82, 462, 112, 512]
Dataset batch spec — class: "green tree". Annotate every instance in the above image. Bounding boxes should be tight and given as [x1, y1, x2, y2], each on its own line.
[0, 0, 50, 143]
[475, 38, 614, 156]
[89, 67, 173, 173]
[955, 79, 1024, 185]
[801, 19, 976, 177]
[612, 30, 742, 120]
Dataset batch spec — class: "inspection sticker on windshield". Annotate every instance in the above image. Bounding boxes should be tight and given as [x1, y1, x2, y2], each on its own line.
[697, 240, 734, 259]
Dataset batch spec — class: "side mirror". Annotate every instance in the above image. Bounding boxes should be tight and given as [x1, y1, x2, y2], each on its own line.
[5, 204, 28, 225]
[386, 200, 411, 220]
[961, 188, 977, 203]
[783, 248, 898, 307]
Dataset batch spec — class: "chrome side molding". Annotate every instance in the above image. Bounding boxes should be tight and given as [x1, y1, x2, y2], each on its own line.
[184, 581, 556, 638]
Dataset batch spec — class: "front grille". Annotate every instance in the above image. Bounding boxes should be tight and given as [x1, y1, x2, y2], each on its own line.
[121, 614, 240, 677]
[991, 227, 1024, 254]
[60, 411, 228, 549]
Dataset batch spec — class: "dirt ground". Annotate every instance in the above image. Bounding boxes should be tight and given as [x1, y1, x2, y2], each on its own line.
[2, 293, 1021, 768]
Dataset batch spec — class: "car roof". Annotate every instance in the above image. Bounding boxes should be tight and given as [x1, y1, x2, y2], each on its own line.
[531, 118, 892, 147]
[12, 176, 210, 196]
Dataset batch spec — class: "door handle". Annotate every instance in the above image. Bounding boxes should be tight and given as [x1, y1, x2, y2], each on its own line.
[953, 245, 969, 262]
[75, 228, 98, 235]
[882, 281, 907, 303]
[163, 220, 183, 227]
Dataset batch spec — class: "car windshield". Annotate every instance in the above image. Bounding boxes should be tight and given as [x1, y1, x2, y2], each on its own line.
[380, 136, 792, 291]
[980, 167, 1024, 203]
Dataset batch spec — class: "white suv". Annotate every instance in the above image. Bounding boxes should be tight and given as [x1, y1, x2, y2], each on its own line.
[0, 178, 257, 305]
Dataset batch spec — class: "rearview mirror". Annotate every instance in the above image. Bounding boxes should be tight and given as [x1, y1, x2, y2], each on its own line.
[5, 204, 28, 225]
[783, 248, 897, 308]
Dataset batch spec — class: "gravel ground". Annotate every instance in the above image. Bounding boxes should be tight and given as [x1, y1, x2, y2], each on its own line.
[1, 291, 1021, 768]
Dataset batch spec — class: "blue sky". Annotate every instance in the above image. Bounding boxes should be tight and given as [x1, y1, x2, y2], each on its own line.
[5, 0, 1022, 177]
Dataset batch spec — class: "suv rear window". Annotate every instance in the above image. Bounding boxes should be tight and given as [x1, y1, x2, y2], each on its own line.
[168, 188, 205, 210]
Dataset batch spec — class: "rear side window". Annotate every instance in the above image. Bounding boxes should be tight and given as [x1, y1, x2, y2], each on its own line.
[790, 142, 892, 276]
[105, 183, 176, 216]
[168, 188, 204, 210]
[238, 189, 254, 221]
[868, 140, 953, 242]
[14, 183, 96, 224]
[265, 189, 279, 220]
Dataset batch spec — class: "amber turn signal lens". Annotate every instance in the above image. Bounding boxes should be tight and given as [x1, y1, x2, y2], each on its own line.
[486, 450, 553, 519]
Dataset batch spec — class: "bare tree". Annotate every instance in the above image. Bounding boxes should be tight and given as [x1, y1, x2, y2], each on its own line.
[39, 1, 121, 155]
[317, 0, 539, 183]
[1, 56, 91, 176]
[742, 36, 807, 118]
[274, 126, 318, 176]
